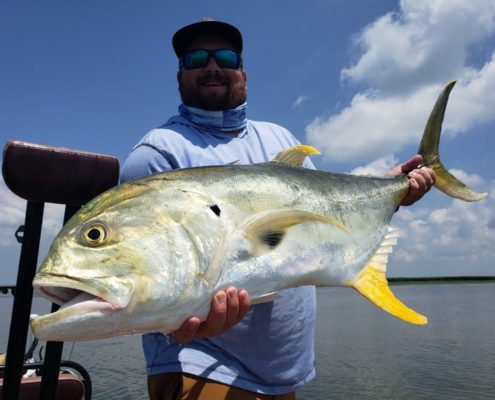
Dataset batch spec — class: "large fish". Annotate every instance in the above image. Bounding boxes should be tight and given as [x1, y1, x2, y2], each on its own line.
[31, 81, 487, 341]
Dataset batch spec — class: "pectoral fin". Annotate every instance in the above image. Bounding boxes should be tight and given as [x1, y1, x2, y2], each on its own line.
[242, 209, 348, 256]
[352, 265, 427, 325]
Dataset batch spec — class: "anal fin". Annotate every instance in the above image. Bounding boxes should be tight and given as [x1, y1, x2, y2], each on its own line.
[352, 265, 427, 325]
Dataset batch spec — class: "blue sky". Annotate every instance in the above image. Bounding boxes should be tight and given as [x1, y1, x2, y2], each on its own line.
[1, 0, 494, 283]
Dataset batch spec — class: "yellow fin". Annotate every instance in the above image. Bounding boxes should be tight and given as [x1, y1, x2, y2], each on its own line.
[352, 265, 427, 325]
[272, 145, 320, 167]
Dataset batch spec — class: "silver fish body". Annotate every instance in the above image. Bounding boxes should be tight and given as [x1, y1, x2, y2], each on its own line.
[31, 81, 487, 341]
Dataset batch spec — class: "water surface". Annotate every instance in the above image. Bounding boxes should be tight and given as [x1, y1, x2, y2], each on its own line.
[1, 283, 494, 399]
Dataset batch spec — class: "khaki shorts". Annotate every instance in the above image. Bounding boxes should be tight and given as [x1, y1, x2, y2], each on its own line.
[147, 372, 296, 400]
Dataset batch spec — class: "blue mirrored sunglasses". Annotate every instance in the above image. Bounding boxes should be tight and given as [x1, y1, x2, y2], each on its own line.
[181, 49, 242, 70]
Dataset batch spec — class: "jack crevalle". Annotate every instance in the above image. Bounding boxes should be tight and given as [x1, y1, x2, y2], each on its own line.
[32, 81, 487, 341]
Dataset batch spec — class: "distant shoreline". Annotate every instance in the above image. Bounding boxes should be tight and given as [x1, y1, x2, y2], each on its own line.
[388, 276, 495, 285]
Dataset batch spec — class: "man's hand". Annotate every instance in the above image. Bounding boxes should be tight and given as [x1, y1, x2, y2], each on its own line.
[173, 287, 251, 344]
[385, 155, 436, 206]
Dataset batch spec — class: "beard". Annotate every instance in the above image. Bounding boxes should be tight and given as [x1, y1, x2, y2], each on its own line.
[179, 71, 247, 111]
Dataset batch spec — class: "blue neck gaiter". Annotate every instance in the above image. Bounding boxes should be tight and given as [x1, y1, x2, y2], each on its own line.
[179, 102, 248, 132]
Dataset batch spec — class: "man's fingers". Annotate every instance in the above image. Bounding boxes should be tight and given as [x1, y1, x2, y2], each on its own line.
[172, 288, 251, 344]
[225, 287, 240, 328]
[196, 291, 227, 338]
[173, 317, 201, 344]
[410, 168, 435, 190]
[236, 289, 251, 324]
[401, 154, 423, 174]
[174, 292, 228, 343]
[385, 155, 422, 177]
[409, 171, 427, 192]
[401, 167, 436, 206]
[387, 155, 435, 207]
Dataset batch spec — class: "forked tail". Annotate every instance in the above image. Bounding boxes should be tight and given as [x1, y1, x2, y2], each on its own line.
[419, 80, 488, 201]
[351, 81, 488, 325]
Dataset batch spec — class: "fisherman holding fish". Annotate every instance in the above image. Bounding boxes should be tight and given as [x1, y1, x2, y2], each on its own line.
[119, 19, 435, 400]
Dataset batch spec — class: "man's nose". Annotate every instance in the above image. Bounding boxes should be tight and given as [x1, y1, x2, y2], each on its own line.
[204, 54, 222, 71]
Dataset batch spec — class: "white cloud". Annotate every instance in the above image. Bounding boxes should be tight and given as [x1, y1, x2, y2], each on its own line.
[0, 178, 64, 247]
[306, 0, 495, 163]
[448, 169, 485, 187]
[390, 180, 495, 277]
[443, 58, 495, 133]
[341, 0, 495, 94]
[292, 95, 310, 109]
[0, 176, 64, 282]
[350, 154, 399, 176]
[0, 179, 26, 247]
[306, 85, 440, 162]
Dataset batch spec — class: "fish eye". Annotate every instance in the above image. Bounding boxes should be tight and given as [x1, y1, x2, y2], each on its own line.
[81, 223, 108, 246]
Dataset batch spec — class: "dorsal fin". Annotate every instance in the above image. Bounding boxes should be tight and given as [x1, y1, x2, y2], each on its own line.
[272, 145, 320, 167]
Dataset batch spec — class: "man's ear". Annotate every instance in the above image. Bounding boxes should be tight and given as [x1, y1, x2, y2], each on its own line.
[177, 69, 182, 84]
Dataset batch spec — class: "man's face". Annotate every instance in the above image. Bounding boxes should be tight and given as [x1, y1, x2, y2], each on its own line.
[178, 34, 247, 111]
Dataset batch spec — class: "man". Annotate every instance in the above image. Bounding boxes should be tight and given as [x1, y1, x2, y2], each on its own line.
[121, 19, 435, 400]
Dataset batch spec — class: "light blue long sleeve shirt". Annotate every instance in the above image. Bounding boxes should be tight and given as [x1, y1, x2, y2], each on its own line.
[121, 114, 316, 395]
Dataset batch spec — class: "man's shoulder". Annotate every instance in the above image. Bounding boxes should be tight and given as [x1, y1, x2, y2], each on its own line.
[121, 121, 194, 181]
[247, 120, 300, 147]
[248, 119, 290, 133]
[137, 123, 190, 148]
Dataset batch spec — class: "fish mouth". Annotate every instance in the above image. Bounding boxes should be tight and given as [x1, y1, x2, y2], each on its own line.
[31, 270, 134, 341]
[33, 273, 133, 313]
[36, 285, 117, 313]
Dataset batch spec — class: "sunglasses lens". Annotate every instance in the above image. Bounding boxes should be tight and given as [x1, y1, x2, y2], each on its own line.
[183, 50, 209, 69]
[182, 49, 240, 69]
[214, 50, 240, 69]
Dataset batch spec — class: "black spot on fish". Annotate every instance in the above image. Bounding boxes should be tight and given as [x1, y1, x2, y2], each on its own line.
[209, 204, 221, 217]
[261, 231, 284, 248]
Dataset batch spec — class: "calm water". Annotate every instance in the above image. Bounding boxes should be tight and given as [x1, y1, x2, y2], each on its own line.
[1, 283, 494, 399]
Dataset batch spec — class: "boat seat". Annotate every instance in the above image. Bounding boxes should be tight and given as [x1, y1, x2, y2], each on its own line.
[1, 141, 119, 400]
[1, 375, 85, 400]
